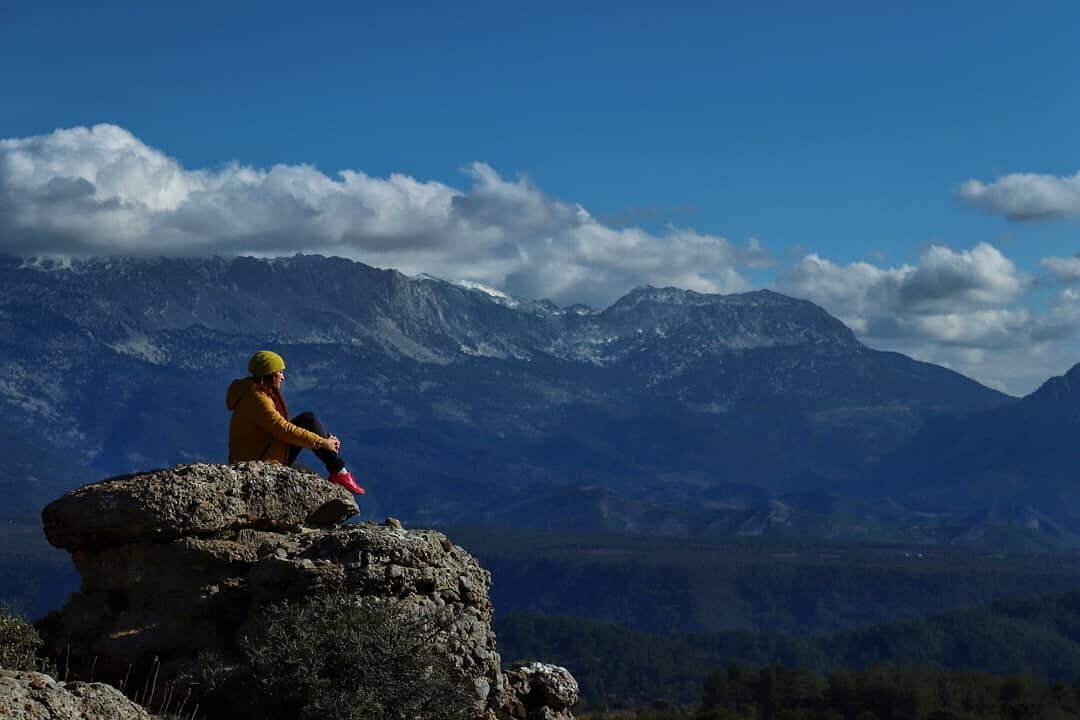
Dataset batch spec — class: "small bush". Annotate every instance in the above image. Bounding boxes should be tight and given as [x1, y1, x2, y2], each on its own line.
[242, 590, 478, 720]
[0, 604, 46, 672]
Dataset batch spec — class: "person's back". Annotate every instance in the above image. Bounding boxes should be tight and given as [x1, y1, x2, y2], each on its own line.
[226, 375, 310, 464]
[225, 350, 365, 495]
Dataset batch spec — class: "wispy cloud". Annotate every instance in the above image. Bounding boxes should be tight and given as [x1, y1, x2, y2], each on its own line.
[0, 124, 768, 306]
[1041, 255, 1080, 283]
[957, 171, 1080, 221]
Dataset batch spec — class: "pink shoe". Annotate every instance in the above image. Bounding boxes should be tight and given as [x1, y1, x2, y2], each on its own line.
[328, 469, 365, 495]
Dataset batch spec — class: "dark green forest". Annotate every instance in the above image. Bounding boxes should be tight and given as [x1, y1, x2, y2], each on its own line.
[449, 527, 1080, 636]
[497, 592, 1080, 708]
[705, 663, 1080, 720]
[629, 663, 1080, 720]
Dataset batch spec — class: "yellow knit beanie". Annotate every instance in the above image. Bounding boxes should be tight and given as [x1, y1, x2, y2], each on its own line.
[248, 350, 285, 377]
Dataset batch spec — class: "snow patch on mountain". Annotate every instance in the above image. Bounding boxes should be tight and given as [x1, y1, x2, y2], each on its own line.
[19, 255, 76, 272]
[108, 332, 166, 364]
[451, 279, 521, 307]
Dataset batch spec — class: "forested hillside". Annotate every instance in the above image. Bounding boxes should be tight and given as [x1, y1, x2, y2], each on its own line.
[692, 663, 1080, 720]
[497, 592, 1080, 708]
[578, 665, 1080, 719]
[451, 528, 1080, 635]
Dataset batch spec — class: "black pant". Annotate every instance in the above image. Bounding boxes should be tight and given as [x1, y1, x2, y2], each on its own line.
[287, 411, 346, 475]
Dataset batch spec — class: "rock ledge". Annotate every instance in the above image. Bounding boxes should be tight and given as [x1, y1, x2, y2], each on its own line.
[42, 462, 357, 550]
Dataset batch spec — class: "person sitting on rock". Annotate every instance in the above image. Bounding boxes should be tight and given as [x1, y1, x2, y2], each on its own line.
[226, 350, 365, 495]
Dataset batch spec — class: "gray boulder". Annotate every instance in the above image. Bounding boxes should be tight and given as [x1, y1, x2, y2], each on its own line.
[41, 462, 357, 550]
[0, 670, 151, 720]
[502, 662, 579, 720]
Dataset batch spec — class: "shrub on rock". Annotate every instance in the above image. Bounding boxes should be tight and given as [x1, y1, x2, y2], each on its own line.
[242, 588, 476, 720]
[0, 606, 45, 672]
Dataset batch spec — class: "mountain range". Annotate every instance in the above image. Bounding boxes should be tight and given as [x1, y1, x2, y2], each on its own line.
[2, 253, 1072, 546]
[876, 363, 1080, 521]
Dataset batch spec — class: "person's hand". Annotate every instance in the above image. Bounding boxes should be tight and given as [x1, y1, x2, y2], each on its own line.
[324, 434, 341, 453]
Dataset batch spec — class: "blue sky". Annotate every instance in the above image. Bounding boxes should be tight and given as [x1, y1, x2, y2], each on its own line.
[2, 1, 1080, 394]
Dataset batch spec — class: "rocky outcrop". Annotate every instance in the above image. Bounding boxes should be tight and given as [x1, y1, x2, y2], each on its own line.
[503, 663, 579, 720]
[37, 463, 577, 719]
[0, 670, 151, 720]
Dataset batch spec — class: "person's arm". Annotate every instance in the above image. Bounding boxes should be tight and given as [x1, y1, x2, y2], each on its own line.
[250, 394, 327, 449]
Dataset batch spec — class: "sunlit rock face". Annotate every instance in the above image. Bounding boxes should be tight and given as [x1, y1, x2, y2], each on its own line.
[37, 462, 577, 720]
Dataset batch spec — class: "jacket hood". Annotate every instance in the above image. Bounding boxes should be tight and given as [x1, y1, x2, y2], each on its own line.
[226, 378, 254, 410]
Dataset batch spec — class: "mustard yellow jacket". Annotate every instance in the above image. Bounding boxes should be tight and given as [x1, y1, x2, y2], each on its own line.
[226, 378, 324, 464]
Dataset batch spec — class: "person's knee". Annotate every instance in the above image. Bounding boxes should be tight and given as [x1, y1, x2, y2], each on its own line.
[292, 411, 320, 432]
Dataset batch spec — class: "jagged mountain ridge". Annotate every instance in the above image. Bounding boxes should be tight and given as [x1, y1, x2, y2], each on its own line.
[0, 254, 1012, 533]
[1, 255, 861, 366]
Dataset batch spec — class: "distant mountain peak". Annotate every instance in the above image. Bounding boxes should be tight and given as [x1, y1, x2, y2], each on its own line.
[609, 285, 715, 311]
[594, 284, 859, 353]
[1025, 362, 1080, 404]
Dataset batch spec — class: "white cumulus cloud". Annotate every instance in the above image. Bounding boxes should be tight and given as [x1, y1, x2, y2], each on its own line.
[775, 243, 1027, 340]
[0, 124, 769, 307]
[957, 171, 1080, 221]
[774, 243, 1080, 394]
